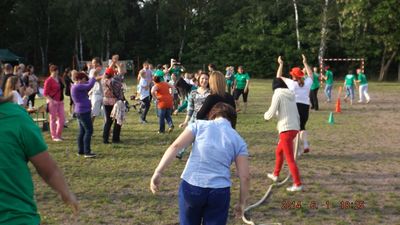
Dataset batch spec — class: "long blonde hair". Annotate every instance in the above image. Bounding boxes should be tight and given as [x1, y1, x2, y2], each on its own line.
[4, 76, 19, 97]
[209, 71, 226, 96]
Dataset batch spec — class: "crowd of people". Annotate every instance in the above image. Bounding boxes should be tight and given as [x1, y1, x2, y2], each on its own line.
[0, 54, 371, 225]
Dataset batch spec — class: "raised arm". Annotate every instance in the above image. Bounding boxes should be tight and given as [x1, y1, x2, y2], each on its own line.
[30, 151, 79, 215]
[276, 56, 283, 78]
[150, 129, 195, 193]
[302, 54, 312, 76]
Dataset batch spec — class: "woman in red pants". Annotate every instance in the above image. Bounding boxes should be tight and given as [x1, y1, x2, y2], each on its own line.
[264, 59, 302, 192]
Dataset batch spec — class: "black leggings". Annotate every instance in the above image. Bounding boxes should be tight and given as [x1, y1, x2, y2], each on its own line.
[296, 103, 309, 130]
[103, 105, 121, 143]
[309, 88, 319, 110]
[28, 93, 36, 107]
[233, 88, 249, 102]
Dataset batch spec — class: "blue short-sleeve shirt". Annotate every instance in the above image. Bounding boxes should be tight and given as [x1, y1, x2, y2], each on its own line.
[181, 118, 248, 188]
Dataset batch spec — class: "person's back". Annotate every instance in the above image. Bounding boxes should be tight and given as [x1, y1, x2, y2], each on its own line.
[155, 82, 173, 109]
[181, 118, 247, 187]
[0, 102, 47, 224]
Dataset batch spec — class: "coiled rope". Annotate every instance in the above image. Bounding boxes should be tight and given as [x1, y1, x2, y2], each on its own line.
[242, 134, 301, 225]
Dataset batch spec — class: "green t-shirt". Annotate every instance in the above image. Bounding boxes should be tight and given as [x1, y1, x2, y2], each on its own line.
[358, 73, 368, 85]
[0, 102, 48, 225]
[169, 67, 182, 78]
[234, 73, 250, 89]
[325, 70, 333, 85]
[345, 74, 356, 86]
[311, 72, 320, 90]
[154, 69, 165, 82]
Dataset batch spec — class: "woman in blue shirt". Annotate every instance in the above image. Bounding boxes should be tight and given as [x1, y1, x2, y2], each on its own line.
[150, 102, 250, 225]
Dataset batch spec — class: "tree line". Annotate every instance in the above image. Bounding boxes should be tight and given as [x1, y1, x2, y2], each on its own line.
[1, 0, 399, 80]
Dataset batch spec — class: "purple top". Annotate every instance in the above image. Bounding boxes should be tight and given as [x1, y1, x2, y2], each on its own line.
[71, 78, 96, 113]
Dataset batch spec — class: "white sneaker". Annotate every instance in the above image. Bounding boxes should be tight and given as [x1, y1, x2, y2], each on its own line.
[267, 173, 278, 182]
[53, 138, 63, 142]
[286, 185, 303, 192]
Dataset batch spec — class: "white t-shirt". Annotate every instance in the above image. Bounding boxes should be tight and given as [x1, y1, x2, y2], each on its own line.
[283, 77, 312, 105]
[11, 90, 24, 105]
[138, 78, 150, 100]
[89, 68, 104, 97]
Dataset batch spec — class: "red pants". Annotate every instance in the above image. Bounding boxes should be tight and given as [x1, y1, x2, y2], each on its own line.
[273, 130, 302, 186]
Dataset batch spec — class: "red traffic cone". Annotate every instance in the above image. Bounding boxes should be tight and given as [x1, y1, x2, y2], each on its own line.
[335, 98, 341, 113]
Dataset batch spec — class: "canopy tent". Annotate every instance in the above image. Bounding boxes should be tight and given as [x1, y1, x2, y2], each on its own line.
[0, 49, 22, 62]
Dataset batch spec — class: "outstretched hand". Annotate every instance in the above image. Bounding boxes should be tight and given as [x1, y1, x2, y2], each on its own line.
[302, 54, 307, 64]
[278, 56, 283, 65]
[150, 172, 161, 194]
[62, 192, 79, 217]
[234, 203, 245, 219]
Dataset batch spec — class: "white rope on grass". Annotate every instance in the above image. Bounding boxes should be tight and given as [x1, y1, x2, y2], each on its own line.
[242, 134, 301, 225]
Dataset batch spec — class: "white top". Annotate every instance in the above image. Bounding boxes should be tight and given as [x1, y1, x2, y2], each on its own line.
[282, 77, 312, 105]
[138, 78, 150, 100]
[11, 90, 24, 105]
[89, 68, 104, 97]
[264, 88, 300, 133]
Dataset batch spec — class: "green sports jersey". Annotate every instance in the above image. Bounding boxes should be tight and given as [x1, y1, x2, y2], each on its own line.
[0, 102, 48, 225]
[154, 69, 165, 82]
[345, 74, 356, 86]
[358, 73, 368, 85]
[325, 70, 333, 85]
[169, 67, 182, 78]
[234, 73, 250, 89]
[311, 72, 320, 90]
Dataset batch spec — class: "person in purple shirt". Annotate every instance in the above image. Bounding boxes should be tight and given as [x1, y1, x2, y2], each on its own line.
[71, 69, 102, 158]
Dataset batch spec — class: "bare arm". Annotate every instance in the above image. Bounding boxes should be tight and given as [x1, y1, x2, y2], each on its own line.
[150, 129, 195, 193]
[234, 155, 250, 218]
[30, 151, 79, 215]
[276, 56, 283, 78]
[151, 85, 158, 100]
[302, 54, 312, 76]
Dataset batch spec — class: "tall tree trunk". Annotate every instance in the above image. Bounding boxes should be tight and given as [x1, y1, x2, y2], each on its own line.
[293, 0, 300, 50]
[398, 61, 400, 82]
[79, 30, 83, 62]
[74, 29, 80, 70]
[106, 29, 110, 60]
[318, 0, 329, 65]
[378, 47, 397, 81]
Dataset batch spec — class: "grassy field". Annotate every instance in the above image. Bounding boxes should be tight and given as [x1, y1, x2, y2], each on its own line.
[31, 78, 400, 225]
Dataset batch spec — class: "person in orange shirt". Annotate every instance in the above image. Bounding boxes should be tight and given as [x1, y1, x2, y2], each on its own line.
[151, 76, 175, 133]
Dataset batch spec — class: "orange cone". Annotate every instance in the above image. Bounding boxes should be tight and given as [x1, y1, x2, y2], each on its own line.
[335, 98, 341, 113]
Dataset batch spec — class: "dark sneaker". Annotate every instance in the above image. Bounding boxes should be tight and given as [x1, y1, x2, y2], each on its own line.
[304, 148, 310, 153]
[176, 151, 184, 160]
[84, 153, 97, 158]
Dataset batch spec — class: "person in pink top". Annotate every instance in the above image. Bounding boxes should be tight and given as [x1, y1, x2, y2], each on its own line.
[44, 65, 65, 142]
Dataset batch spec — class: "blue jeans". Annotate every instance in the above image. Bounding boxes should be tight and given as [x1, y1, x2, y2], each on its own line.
[158, 108, 173, 132]
[345, 85, 355, 100]
[76, 111, 93, 154]
[324, 84, 333, 101]
[179, 180, 230, 225]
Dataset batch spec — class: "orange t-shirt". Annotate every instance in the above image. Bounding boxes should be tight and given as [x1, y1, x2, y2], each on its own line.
[155, 82, 173, 109]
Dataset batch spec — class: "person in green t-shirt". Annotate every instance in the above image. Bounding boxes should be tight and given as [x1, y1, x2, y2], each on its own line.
[309, 67, 321, 110]
[343, 70, 358, 105]
[322, 66, 334, 102]
[233, 66, 250, 113]
[154, 64, 165, 82]
[0, 98, 78, 225]
[355, 68, 370, 103]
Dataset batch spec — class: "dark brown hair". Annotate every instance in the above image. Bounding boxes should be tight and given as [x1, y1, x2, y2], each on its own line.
[208, 102, 237, 129]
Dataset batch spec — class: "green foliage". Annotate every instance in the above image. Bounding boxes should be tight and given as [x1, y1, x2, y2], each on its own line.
[0, 0, 398, 78]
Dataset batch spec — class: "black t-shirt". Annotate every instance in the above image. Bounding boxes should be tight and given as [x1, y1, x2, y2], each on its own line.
[196, 93, 236, 120]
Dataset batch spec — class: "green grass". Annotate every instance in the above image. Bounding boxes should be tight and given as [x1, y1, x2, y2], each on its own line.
[32, 79, 400, 225]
